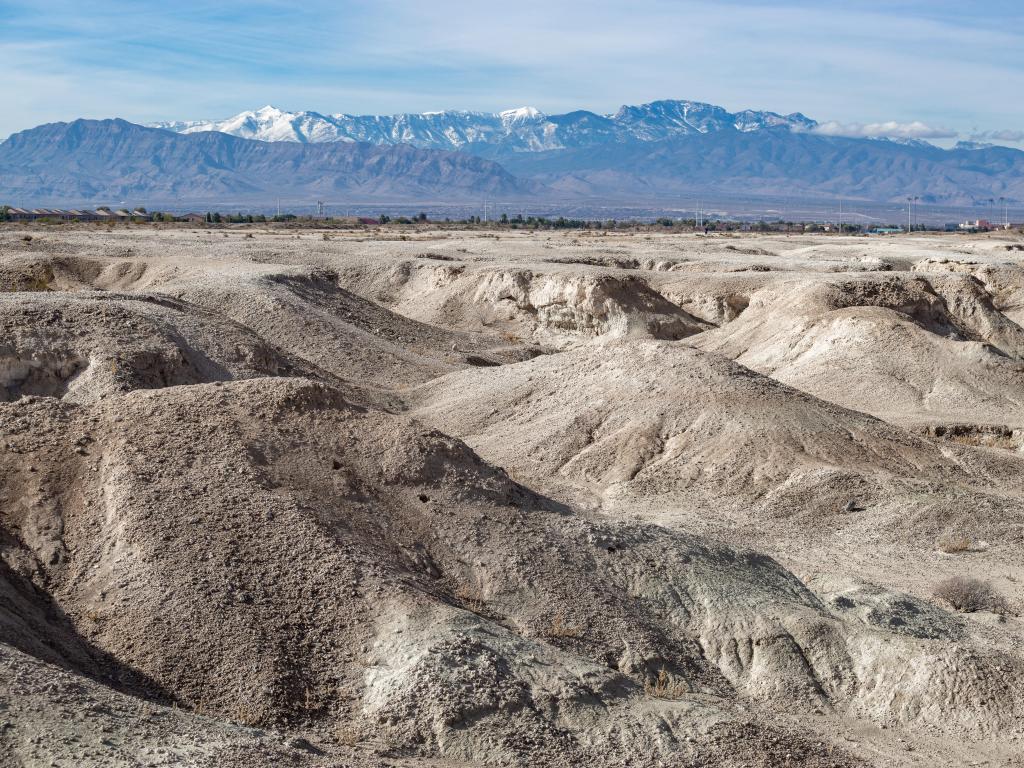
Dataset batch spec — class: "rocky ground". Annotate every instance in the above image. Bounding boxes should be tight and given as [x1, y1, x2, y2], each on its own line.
[1, 225, 1023, 767]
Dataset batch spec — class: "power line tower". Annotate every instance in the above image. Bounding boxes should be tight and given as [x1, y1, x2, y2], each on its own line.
[317, 200, 325, 217]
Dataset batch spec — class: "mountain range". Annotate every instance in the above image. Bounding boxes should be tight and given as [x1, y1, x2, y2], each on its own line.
[2, 99, 1022, 209]
[151, 101, 818, 153]
[0, 118, 530, 204]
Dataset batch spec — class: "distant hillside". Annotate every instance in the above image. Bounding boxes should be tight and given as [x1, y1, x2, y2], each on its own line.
[0, 119, 534, 204]
[4, 110, 1023, 208]
[493, 128, 1024, 205]
[147, 99, 1024, 206]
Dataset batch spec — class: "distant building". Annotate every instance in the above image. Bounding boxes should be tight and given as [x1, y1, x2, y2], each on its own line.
[1, 207, 161, 223]
[959, 219, 992, 231]
[4, 207, 105, 222]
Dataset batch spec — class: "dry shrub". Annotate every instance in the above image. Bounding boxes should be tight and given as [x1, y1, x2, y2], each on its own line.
[336, 723, 361, 746]
[83, 608, 105, 623]
[937, 534, 972, 554]
[546, 612, 583, 639]
[229, 698, 265, 726]
[933, 577, 1008, 614]
[644, 667, 689, 700]
[455, 576, 486, 613]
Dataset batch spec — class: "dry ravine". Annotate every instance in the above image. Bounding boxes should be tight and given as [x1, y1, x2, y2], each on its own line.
[1, 227, 1023, 768]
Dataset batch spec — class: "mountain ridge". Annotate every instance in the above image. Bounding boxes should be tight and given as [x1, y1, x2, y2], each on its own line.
[150, 99, 818, 152]
[3, 110, 1023, 208]
[0, 118, 535, 204]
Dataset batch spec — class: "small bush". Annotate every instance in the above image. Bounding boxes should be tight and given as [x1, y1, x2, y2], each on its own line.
[644, 667, 689, 700]
[336, 723, 361, 746]
[546, 612, 583, 639]
[937, 534, 972, 554]
[455, 576, 486, 613]
[933, 577, 1008, 613]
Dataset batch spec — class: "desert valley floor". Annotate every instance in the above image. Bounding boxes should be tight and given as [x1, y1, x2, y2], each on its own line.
[1, 225, 1023, 767]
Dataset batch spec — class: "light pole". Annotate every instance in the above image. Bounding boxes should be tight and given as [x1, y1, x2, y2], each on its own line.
[907, 197, 912, 232]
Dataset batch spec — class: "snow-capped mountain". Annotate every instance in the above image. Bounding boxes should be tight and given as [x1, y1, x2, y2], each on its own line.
[151, 100, 819, 152]
[7, 113, 1024, 206]
[0, 118, 533, 203]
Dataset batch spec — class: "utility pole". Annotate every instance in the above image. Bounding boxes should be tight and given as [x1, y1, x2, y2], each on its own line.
[907, 197, 912, 233]
[838, 198, 843, 233]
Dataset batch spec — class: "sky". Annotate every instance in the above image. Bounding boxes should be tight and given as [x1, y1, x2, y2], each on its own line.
[1, 0, 1021, 145]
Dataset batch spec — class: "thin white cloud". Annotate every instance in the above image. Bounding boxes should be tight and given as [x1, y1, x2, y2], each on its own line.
[1, 0, 1022, 146]
[812, 120, 957, 140]
[970, 129, 1024, 143]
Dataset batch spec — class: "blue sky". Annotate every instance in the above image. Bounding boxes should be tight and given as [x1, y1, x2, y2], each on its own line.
[1, 0, 1021, 145]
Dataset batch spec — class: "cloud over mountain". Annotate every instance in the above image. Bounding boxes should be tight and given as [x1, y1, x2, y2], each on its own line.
[812, 121, 957, 140]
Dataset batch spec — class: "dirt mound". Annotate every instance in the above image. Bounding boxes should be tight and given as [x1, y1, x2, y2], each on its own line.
[340, 260, 710, 347]
[694, 274, 1024, 427]
[410, 340, 978, 519]
[0, 641, 355, 768]
[0, 293, 317, 403]
[1, 252, 531, 391]
[3, 375, 1018, 765]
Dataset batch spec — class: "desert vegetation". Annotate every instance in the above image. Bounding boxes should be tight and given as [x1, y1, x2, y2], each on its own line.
[933, 577, 1010, 614]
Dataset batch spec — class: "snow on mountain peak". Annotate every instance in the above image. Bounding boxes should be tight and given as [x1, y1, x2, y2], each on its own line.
[500, 107, 544, 125]
[151, 99, 821, 151]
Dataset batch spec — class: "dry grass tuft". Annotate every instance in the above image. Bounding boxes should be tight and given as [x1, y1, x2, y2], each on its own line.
[933, 577, 1008, 614]
[455, 576, 487, 613]
[336, 723, 361, 747]
[644, 667, 690, 700]
[936, 534, 973, 554]
[229, 698, 264, 727]
[546, 612, 583, 639]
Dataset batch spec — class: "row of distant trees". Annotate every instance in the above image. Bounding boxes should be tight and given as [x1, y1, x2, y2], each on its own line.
[0, 204, 870, 232]
[3, 205, 1002, 233]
